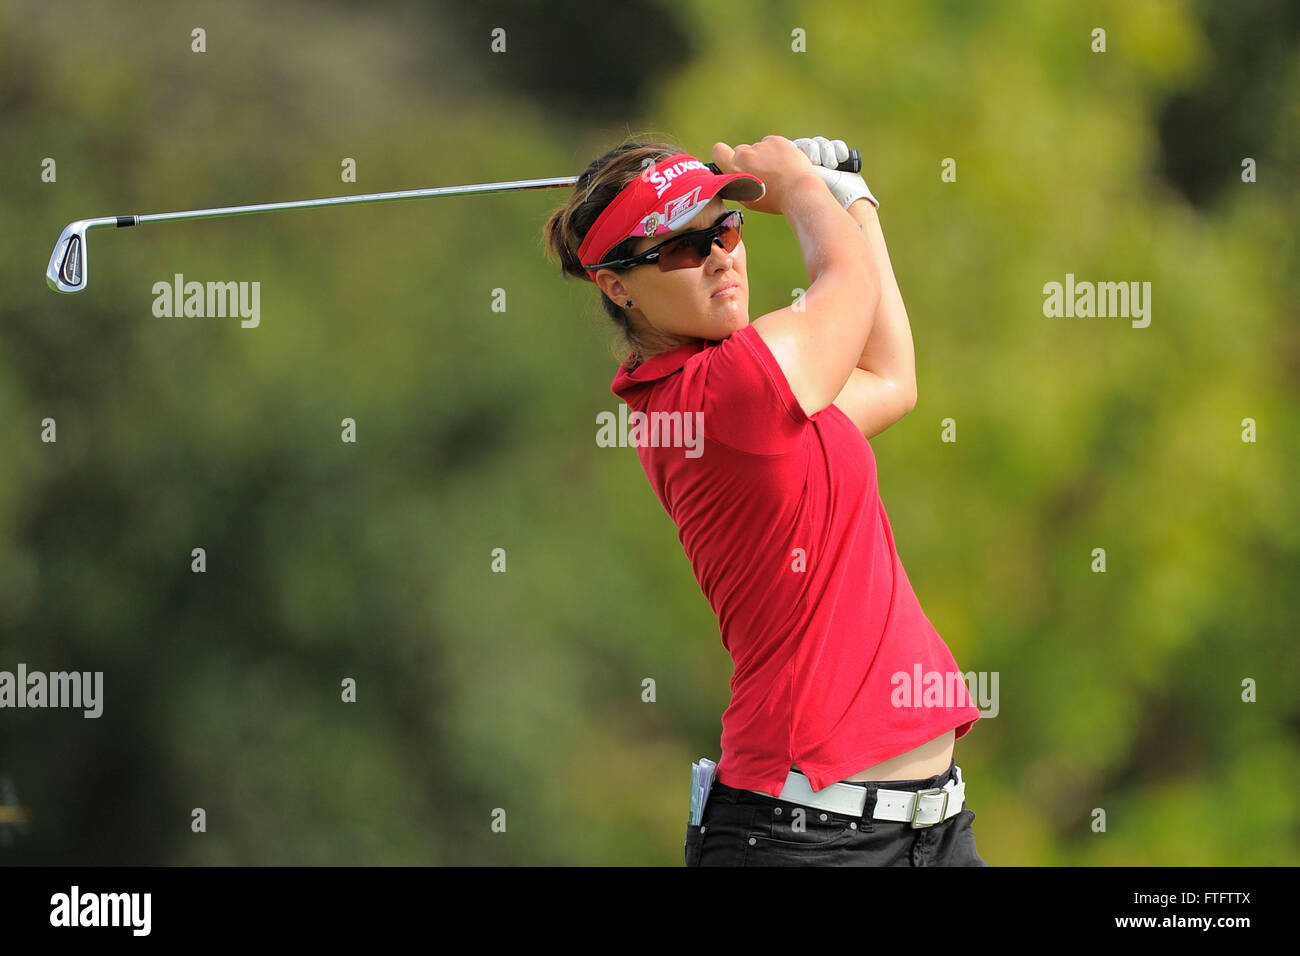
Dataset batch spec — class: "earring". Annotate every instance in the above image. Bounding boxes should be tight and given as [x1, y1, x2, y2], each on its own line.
[625, 300, 633, 308]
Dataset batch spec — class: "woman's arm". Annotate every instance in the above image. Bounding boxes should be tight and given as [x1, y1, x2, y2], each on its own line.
[833, 367, 915, 439]
[831, 201, 918, 437]
[848, 200, 916, 392]
[749, 173, 882, 418]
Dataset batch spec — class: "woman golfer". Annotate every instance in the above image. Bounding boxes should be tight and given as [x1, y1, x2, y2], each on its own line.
[543, 134, 985, 866]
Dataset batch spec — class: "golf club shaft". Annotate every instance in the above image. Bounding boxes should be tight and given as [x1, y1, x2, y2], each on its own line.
[128, 176, 583, 226]
[47, 150, 861, 292]
[115, 148, 861, 226]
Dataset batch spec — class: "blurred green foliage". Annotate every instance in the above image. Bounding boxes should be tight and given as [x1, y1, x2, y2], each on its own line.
[0, 0, 1296, 865]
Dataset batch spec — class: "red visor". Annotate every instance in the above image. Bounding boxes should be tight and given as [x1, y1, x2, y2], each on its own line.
[577, 152, 765, 280]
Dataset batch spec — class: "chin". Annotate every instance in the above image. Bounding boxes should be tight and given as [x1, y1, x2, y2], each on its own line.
[714, 314, 749, 338]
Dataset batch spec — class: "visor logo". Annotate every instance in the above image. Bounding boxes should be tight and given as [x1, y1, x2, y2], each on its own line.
[663, 188, 704, 229]
[649, 159, 708, 197]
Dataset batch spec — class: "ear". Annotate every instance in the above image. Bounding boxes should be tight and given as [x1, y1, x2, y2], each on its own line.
[593, 268, 632, 303]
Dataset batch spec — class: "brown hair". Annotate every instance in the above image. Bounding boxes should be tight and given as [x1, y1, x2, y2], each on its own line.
[541, 136, 685, 367]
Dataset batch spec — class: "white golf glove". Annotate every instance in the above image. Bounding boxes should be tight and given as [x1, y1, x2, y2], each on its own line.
[793, 136, 879, 211]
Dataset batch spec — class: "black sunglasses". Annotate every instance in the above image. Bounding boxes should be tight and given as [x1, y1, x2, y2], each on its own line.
[585, 210, 744, 274]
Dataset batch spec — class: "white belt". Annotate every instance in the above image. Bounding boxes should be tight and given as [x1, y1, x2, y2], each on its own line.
[755, 765, 965, 828]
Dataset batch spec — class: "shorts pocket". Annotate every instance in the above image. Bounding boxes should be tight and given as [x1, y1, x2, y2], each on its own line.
[684, 823, 704, 867]
[749, 804, 857, 848]
[923, 807, 987, 867]
[951, 809, 988, 866]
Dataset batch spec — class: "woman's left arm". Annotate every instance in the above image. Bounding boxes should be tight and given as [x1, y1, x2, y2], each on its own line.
[831, 200, 918, 438]
[848, 201, 915, 389]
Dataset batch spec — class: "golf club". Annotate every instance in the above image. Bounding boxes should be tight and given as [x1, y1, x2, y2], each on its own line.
[45, 150, 861, 293]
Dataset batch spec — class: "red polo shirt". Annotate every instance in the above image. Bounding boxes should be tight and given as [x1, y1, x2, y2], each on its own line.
[610, 323, 980, 796]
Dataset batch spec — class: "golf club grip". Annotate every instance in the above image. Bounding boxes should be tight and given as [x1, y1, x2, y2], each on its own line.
[705, 148, 861, 177]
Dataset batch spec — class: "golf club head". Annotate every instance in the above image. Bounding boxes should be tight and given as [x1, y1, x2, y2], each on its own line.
[46, 220, 91, 293]
[46, 217, 122, 293]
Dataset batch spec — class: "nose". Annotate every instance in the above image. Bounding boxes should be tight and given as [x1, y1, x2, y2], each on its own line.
[707, 235, 737, 269]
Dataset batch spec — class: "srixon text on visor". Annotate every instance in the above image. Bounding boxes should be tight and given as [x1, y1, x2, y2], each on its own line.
[650, 160, 708, 198]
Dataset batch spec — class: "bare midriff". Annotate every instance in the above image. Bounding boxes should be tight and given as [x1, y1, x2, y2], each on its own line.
[748, 729, 956, 796]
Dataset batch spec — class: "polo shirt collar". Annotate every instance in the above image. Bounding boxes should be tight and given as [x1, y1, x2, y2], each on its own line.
[612, 338, 711, 390]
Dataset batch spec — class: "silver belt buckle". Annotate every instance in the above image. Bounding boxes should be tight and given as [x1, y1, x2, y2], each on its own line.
[910, 788, 949, 828]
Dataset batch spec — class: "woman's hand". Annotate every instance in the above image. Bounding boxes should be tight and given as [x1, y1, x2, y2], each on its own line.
[792, 136, 879, 211]
[712, 135, 819, 216]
